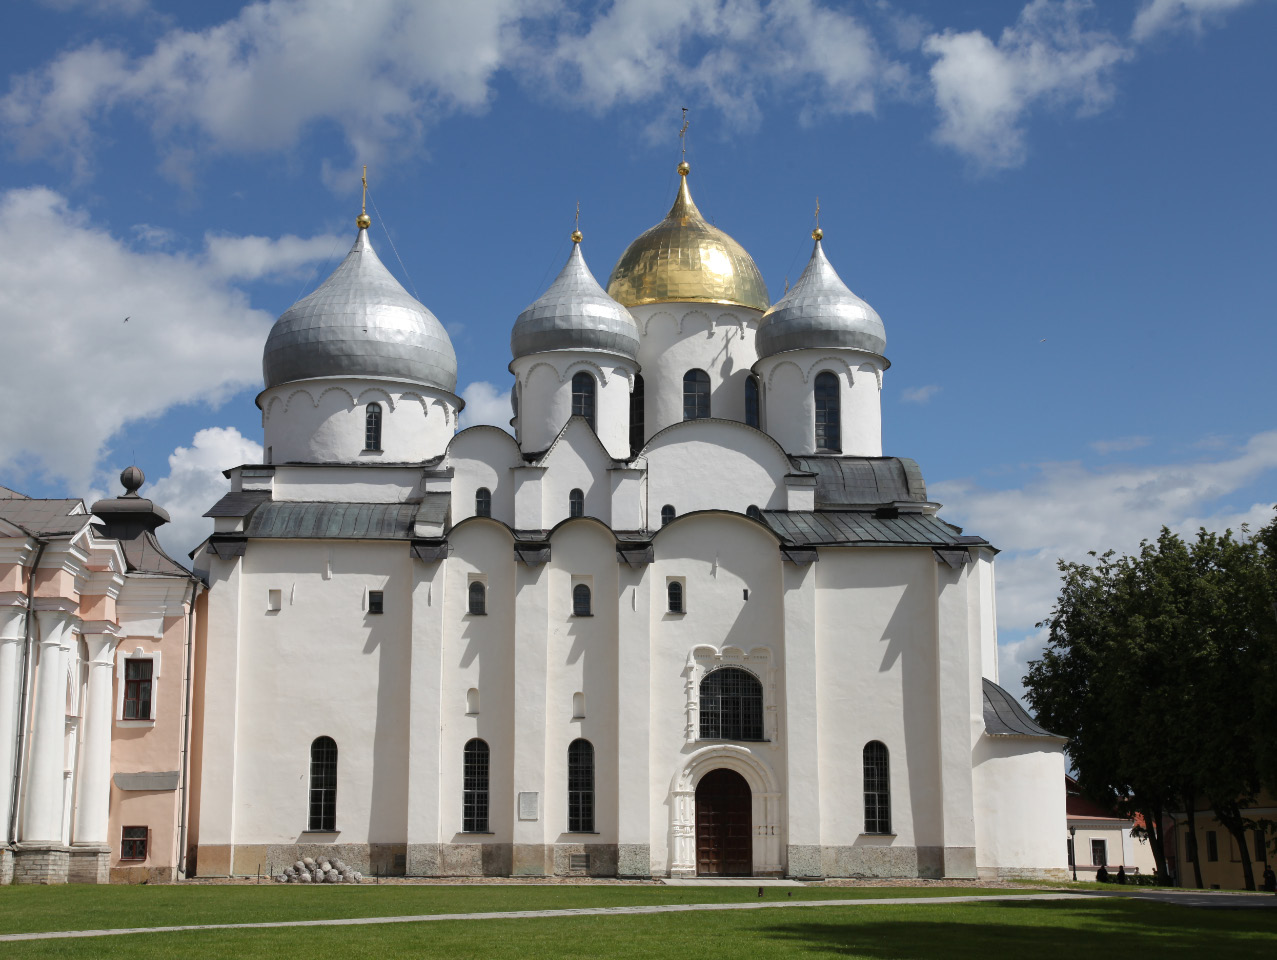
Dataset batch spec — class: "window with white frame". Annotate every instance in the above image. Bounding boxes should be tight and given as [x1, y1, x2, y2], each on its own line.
[116, 649, 160, 723]
[1091, 838, 1107, 866]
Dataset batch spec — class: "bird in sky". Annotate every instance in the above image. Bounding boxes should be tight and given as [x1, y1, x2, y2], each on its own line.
[123, 316, 130, 323]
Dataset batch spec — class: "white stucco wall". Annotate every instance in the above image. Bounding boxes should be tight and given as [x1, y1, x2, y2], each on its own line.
[260, 378, 458, 464]
[642, 420, 790, 521]
[511, 353, 636, 460]
[754, 350, 884, 457]
[973, 737, 1068, 877]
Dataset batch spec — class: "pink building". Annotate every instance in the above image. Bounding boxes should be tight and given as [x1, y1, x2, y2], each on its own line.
[0, 469, 201, 883]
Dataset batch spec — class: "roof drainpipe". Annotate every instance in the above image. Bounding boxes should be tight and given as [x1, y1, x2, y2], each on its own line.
[175, 577, 201, 880]
[7, 537, 47, 849]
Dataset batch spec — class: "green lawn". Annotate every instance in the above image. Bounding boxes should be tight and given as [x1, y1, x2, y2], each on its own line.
[0, 895, 1274, 959]
[0, 883, 1017, 936]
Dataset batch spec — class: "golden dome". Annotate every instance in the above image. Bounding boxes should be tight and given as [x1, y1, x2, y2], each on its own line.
[606, 164, 769, 312]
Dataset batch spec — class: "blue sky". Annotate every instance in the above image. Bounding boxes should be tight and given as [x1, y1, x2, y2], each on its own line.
[1, 0, 1274, 698]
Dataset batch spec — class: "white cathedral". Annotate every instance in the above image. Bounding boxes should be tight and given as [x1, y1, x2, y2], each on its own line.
[189, 163, 1067, 880]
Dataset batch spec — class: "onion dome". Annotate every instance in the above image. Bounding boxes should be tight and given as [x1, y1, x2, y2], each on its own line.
[262, 221, 457, 392]
[512, 233, 639, 361]
[756, 231, 886, 359]
[606, 162, 769, 312]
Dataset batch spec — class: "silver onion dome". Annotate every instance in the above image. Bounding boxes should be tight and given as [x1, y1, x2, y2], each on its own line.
[756, 236, 886, 360]
[511, 238, 639, 361]
[262, 227, 457, 392]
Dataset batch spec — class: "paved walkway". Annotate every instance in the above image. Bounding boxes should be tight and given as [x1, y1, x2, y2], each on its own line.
[0, 893, 1084, 943]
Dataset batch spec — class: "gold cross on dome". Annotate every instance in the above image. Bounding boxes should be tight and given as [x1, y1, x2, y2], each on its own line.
[679, 107, 689, 161]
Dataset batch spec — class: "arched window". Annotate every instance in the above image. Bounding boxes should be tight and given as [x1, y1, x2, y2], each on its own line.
[814, 372, 841, 453]
[463, 738, 490, 832]
[667, 580, 683, 614]
[475, 487, 492, 518]
[683, 369, 711, 420]
[699, 667, 764, 741]
[863, 741, 891, 835]
[573, 583, 592, 616]
[745, 375, 760, 428]
[308, 736, 337, 832]
[568, 739, 595, 833]
[569, 488, 585, 518]
[466, 687, 480, 715]
[572, 692, 586, 719]
[364, 402, 382, 452]
[468, 581, 487, 616]
[746, 504, 762, 521]
[572, 372, 596, 429]
[630, 374, 645, 455]
[661, 504, 675, 527]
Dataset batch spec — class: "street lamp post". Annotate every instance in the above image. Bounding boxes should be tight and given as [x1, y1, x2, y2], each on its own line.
[1069, 826, 1078, 882]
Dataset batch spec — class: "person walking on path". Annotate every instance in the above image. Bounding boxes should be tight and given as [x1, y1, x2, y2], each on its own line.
[1117, 865, 1127, 885]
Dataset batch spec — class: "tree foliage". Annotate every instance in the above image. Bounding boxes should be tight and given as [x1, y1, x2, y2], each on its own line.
[1024, 515, 1277, 889]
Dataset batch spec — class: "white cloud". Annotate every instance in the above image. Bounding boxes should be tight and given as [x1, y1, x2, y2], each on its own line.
[1131, 0, 1254, 42]
[1089, 435, 1151, 454]
[202, 231, 345, 283]
[935, 430, 1277, 636]
[922, 0, 1129, 170]
[0, 187, 334, 491]
[37, 0, 151, 16]
[459, 381, 512, 432]
[141, 427, 263, 561]
[2, 0, 529, 179]
[901, 384, 940, 404]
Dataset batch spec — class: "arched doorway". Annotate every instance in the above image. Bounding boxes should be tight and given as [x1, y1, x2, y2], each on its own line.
[695, 768, 752, 876]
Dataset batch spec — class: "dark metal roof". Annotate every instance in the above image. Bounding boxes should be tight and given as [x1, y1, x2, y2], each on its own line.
[761, 510, 974, 547]
[415, 493, 450, 526]
[0, 498, 90, 537]
[982, 679, 1062, 739]
[203, 490, 271, 518]
[788, 456, 928, 507]
[122, 531, 194, 578]
[244, 501, 419, 540]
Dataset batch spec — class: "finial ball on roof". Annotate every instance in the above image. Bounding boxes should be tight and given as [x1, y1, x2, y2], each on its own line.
[677, 161, 691, 176]
[356, 213, 371, 229]
[812, 227, 823, 241]
[120, 465, 145, 496]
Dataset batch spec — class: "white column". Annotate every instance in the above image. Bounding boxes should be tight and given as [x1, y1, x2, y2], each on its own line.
[0, 601, 28, 838]
[21, 610, 75, 843]
[615, 565, 651, 876]
[72, 629, 121, 846]
[406, 555, 447, 869]
[934, 561, 978, 878]
[510, 561, 549, 875]
[782, 559, 820, 877]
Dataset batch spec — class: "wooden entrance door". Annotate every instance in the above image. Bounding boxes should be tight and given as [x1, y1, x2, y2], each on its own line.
[695, 768, 752, 876]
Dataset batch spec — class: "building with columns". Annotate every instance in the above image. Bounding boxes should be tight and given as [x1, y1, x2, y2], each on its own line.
[1, 472, 201, 883]
[190, 163, 1067, 880]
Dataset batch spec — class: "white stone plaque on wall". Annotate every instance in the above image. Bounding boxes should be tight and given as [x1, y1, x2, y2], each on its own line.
[518, 791, 539, 821]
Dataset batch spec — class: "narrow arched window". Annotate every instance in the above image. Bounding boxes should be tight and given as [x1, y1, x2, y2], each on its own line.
[661, 504, 675, 527]
[573, 583, 592, 616]
[630, 374, 645, 455]
[699, 667, 764, 740]
[463, 738, 490, 832]
[572, 372, 596, 429]
[468, 581, 487, 616]
[863, 741, 891, 835]
[364, 402, 383, 451]
[745, 375, 760, 428]
[683, 369, 711, 420]
[746, 504, 762, 521]
[568, 739, 595, 833]
[569, 488, 585, 518]
[814, 372, 841, 453]
[475, 487, 492, 518]
[667, 580, 683, 614]
[308, 736, 337, 832]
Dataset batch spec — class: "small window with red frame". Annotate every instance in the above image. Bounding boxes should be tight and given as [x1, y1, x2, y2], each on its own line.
[123, 659, 153, 720]
[120, 826, 148, 861]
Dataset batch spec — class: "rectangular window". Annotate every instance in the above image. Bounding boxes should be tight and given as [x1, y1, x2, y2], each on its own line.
[267, 588, 282, 612]
[120, 826, 148, 861]
[1067, 837, 1074, 866]
[1185, 834, 1195, 863]
[123, 659, 153, 720]
[368, 590, 384, 615]
[1206, 831, 1218, 862]
[1090, 838, 1107, 867]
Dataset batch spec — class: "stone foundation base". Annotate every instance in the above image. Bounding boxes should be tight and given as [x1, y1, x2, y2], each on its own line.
[820, 844, 945, 879]
[978, 865, 1070, 881]
[68, 845, 111, 884]
[13, 843, 70, 884]
[1, 847, 13, 885]
[197, 842, 632, 878]
[111, 865, 177, 884]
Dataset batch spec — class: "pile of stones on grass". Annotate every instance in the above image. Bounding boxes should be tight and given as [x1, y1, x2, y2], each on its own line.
[275, 857, 363, 883]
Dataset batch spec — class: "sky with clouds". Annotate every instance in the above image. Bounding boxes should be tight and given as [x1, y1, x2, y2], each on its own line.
[2, 0, 1274, 702]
